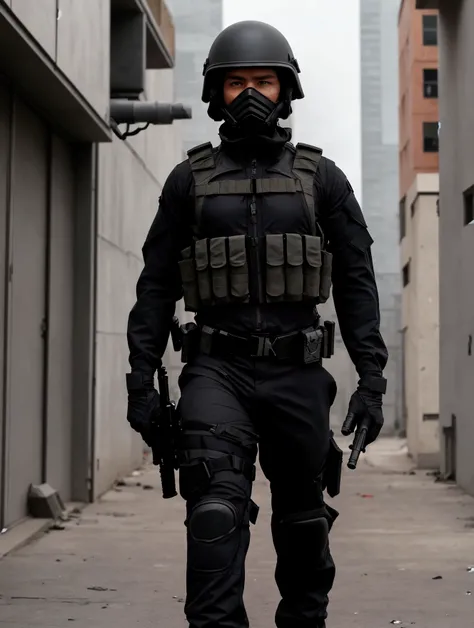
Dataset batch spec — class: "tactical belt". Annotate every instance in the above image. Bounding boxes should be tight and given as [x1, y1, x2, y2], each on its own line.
[181, 322, 335, 364]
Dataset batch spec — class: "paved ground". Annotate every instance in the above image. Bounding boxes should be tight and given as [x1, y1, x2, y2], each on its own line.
[1, 437, 474, 627]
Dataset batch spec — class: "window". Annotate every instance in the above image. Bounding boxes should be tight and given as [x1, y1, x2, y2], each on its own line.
[402, 261, 410, 287]
[463, 185, 474, 225]
[423, 69, 438, 98]
[422, 15, 438, 46]
[399, 197, 406, 241]
[423, 122, 439, 152]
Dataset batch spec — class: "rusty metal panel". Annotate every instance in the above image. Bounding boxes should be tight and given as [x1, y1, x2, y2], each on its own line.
[3, 96, 47, 527]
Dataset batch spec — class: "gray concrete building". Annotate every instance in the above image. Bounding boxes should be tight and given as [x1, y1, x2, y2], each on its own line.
[0, 0, 186, 532]
[416, 0, 474, 495]
[360, 0, 402, 434]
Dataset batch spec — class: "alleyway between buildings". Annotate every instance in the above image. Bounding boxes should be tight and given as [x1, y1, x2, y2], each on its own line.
[0, 438, 473, 627]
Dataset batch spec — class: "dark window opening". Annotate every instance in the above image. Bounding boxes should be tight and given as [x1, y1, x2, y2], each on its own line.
[423, 68, 438, 98]
[423, 414, 439, 422]
[423, 122, 439, 152]
[423, 14, 438, 46]
[399, 196, 406, 241]
[402, 261, 410, 287]
[463, 185, 474, 225]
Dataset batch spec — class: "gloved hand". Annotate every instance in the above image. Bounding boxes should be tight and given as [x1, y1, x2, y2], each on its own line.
[343, 386, 384, 447]
[126, 371, 159, 448]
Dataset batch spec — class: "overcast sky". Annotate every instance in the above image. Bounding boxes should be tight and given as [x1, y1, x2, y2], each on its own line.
[223, 0, 362, 198]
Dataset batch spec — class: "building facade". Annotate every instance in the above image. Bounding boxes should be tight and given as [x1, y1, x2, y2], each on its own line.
[417, 0, 474, 494]
[0, 0, 186, 533]
[360, 0, 402, 435]
[399, 0, 439, 466]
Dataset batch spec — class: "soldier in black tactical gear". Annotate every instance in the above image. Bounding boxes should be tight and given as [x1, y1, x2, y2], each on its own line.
[126, 20, 388, 628]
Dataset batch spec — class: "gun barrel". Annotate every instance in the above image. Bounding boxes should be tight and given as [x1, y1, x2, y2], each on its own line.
[347, 425, 368, 470]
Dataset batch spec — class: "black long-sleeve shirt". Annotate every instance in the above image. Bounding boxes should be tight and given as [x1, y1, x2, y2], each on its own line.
[127, 146, 388, 379]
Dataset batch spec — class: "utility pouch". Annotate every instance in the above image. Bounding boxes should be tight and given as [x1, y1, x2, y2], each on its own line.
[195, 239, 212, 305]
[323, 433, 343, 498]
[266, 234, 286, 301]
[302, 326, 324, 364]
[229, 235, 250, 301]
[178, 246, 200, 312]
[209, 237, 229, 302]
[285, 233, 304, 301]
[303, 235, 322, 299]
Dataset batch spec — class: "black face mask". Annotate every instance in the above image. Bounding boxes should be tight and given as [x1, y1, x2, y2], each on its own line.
[223, 87, 280, 134]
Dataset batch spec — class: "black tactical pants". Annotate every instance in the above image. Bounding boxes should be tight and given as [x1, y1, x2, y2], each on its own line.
[177, 353, 338, 628]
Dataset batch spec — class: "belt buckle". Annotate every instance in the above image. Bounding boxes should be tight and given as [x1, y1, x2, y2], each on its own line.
[251, 335, 276, 358]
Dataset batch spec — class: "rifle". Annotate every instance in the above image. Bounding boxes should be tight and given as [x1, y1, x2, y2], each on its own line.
[150, 317, 183, 499]
[341, 413, 371, 470]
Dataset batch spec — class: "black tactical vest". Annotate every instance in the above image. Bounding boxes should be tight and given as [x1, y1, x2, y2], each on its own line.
[178, 141, 333, 313]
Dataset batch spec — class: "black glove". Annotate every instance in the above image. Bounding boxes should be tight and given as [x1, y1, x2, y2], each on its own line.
[343, 376, 386, 447]
[126, 371, 159, 448]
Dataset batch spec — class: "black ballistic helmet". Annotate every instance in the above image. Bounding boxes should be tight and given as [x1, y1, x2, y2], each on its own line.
[202, 21, 304, 122]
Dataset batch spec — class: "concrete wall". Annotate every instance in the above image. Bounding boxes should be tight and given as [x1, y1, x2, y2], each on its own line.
[9, 0, 110, 119]
[401, 174, 439, 468]
[438, 0, 474, 494]
[360, 0, 402, 434]
[5, 0, 183, 501]
[95, 67, 185, 498]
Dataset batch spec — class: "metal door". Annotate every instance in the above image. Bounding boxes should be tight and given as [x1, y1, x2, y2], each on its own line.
[0, 77, 11, 528]
[44, 135, 74, 500]
[3, 97, 48, 527]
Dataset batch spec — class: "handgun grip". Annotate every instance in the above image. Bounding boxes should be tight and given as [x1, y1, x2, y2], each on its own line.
[160, 465, 177, 499]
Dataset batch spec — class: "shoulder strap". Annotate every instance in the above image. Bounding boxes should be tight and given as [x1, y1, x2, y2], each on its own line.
[187, 142, 215, 171]
[187, 142, 216, 234]
[292, 143, 323, 236]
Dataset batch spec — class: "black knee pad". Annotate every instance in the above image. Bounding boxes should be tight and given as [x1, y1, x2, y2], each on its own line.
[273, 509, 330, 566]
[187, 498, 244, 572]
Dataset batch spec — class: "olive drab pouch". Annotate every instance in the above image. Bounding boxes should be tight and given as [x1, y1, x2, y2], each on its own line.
[319, 250, 333, 303]
[285, 233, 304, 301]
[209, 237, 229, 302]
[194, 239, 212, 305]
[228, 235, 249, 301]
[303, 235, 322, 299]
[265, 234, 286, 302]
[178, 246, 200, 312]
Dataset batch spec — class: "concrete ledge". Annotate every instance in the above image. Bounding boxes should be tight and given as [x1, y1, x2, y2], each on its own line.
[0, 518, 50, 559]
[415, 451, 440, 470]
[0, 501, 86, 559]
[0, 2, 112, 142]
